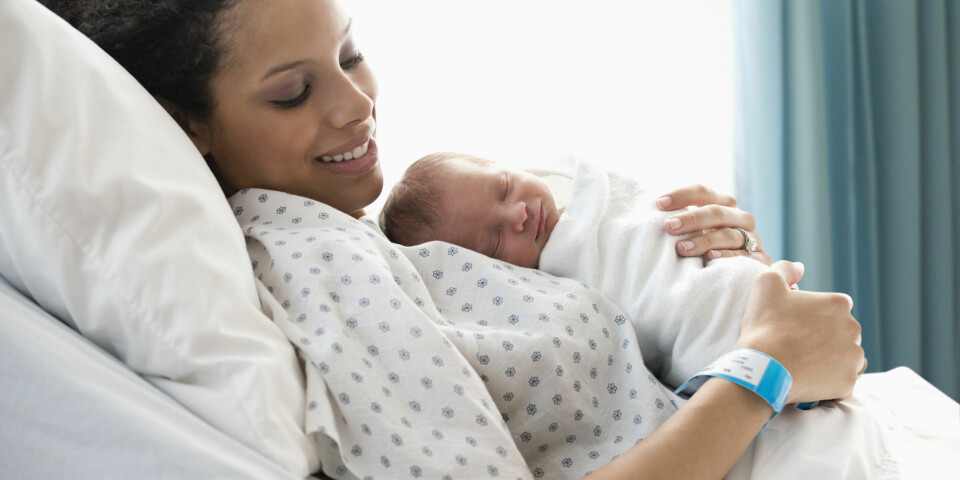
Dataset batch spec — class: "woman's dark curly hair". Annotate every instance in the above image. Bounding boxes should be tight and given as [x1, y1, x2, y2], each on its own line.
[40, 0, 239, 120]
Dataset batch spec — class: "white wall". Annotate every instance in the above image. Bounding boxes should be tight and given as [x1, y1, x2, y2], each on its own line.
[348, 0, 734, 213]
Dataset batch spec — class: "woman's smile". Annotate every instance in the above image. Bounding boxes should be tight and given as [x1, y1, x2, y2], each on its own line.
[319, 138, 370, 162]
[316, 137, 379, 175]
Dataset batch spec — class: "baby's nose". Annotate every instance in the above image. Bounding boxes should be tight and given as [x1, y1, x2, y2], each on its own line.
[509, 202, 528, 232]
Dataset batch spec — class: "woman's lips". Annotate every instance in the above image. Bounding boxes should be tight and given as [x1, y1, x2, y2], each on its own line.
[315, 137, 378, 175]
[320, 138, 369, 162]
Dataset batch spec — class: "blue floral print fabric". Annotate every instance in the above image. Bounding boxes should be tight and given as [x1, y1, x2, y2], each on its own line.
[230, 188, 681, 479]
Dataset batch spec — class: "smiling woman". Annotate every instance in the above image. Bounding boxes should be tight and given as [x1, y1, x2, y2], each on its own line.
[352, 0, 736, 214]
[174, 1, 382, 216]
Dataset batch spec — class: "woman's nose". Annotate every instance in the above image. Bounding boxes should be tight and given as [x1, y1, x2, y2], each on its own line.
[506, 202, 528, 232]
[325, 74, 375, 129]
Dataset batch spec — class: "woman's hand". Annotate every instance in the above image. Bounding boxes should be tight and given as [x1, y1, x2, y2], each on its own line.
[590, 262, 863, 480]
[657, 184, 772, 266]
[735, 261, 864, 403]
[589, 261, 863, 480]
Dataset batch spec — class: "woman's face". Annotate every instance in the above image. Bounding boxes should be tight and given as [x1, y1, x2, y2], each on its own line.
[194, 0, 381, 216]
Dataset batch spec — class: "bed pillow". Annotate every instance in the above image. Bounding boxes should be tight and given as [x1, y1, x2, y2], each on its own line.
[0, 0, 314, 475]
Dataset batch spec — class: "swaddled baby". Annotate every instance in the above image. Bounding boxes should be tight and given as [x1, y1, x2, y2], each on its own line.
[379, 152, 766, 389]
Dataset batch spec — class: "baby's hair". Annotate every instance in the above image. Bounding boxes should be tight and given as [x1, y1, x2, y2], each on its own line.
[379, 152, 494, 246]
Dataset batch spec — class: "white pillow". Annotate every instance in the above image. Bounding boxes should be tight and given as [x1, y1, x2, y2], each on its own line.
[0, 0, 315, 475]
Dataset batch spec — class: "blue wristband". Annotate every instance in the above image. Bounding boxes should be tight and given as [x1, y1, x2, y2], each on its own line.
[673, 349, 792, 418]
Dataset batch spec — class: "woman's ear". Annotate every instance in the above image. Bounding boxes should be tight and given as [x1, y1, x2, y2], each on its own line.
[155, 98, 213, 156]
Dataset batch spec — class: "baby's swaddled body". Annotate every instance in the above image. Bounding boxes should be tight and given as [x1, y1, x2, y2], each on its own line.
[537, 157, 766, 389]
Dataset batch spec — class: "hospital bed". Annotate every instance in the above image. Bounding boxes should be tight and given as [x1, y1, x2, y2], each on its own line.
[0, 275, 310, 479]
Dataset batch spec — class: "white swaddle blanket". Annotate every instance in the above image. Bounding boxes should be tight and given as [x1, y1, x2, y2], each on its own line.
[538, 156, 766, 389]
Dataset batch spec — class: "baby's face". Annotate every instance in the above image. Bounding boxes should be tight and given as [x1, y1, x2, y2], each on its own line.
[433, 159, 560, 268]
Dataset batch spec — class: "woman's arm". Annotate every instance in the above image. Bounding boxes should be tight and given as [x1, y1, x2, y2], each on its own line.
[657, 184, 772, 266]
[587, 261, 864, 479]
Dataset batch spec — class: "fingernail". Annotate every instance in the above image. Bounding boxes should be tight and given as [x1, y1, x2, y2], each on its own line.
[665, 217, 682, 231]
[790, 283, 800, 290]
[656, 196, 673, 209]
[706, 250, 718, 260]
[679, 241, 695, 252]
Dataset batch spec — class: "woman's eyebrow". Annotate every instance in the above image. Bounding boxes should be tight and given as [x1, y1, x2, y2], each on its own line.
[260, 19, 353, 82]
[262, 60, 310, 81]
[340, 18, 353, 42]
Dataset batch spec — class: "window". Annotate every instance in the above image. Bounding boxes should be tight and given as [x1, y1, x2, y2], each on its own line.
[353, 1, 734, 212]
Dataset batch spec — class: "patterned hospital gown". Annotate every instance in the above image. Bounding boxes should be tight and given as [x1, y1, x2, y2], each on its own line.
[230, 189, 683, 479]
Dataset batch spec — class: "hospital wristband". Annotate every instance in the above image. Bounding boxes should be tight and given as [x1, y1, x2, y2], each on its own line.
[673, 349, 792, 418]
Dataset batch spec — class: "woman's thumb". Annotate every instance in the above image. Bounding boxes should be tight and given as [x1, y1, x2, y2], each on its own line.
[766, 260, 805, 289]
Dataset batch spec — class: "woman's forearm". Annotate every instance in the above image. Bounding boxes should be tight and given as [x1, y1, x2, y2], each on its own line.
[586, 377, 771, 480]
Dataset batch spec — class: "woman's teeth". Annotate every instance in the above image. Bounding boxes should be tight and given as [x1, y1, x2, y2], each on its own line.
[320, 141, 369, 162]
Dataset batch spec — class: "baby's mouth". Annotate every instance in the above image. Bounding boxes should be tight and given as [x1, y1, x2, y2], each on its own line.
[535, 205, 545, 241]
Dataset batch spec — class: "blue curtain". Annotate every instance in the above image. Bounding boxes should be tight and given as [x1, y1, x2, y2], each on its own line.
[733, 0, 959, 400]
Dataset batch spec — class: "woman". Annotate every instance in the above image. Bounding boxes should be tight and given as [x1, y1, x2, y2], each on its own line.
[48, 0, 863, 478]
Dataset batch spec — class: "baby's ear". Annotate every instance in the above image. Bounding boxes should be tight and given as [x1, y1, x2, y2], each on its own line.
[156, 97, 213, 156]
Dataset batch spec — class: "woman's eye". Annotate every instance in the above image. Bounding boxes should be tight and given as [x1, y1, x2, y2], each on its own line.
[272, 84, 311, 109]
[341, 51, 365, 70]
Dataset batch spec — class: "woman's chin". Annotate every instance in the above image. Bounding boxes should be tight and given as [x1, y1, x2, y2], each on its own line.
[343, 175, 384, 217]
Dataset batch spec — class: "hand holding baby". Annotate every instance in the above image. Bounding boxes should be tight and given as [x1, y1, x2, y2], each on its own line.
[735, 261, 864, 404]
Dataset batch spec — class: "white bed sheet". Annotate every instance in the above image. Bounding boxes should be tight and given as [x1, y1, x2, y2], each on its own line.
[729, 366, 960, 479]
[0, 275, 312, 480]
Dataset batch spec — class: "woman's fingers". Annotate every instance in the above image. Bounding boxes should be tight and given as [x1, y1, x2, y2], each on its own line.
[658, 184, 771, 265]
[675, 227, 772, 265]
[665, 206, 771, 265]
[736, 261, 865, 402]
[663, 204, 756, 235]
[702, 229, 771, 265]
[761, 260, 805, 288]
[657, 184, 738, 210]
[675, 226, 762, 254]
[705, 248, 773, 266]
